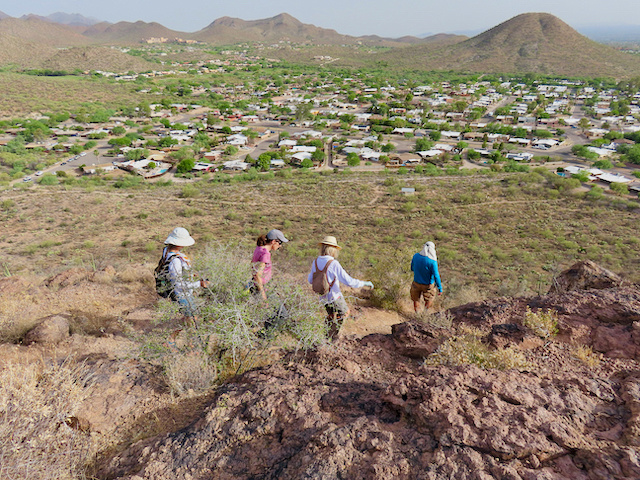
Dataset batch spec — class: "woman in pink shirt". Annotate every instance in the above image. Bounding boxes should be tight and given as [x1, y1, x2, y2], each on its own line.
[251, 229, 288, 300]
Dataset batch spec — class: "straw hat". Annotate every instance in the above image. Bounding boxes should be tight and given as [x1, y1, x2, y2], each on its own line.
[319, 235, 341, 249]
[164, 227, 195, 247]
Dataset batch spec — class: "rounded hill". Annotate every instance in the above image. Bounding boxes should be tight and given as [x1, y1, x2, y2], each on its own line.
[377, 12, 640, 78]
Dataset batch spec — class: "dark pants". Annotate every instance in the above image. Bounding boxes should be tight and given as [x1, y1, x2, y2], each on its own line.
[324, 295, 349, 340]
[250, 283, 290, 336]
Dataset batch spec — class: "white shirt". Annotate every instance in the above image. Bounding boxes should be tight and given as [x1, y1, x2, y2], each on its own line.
[164, 249, 200, 299]
[307, 255, 366, 303]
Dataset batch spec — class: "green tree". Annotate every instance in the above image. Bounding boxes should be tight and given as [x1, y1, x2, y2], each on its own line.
[467, 149, 481, 160]
[257, 153, 271, 171]
[593, 158, 613, 169]
[224, 145, 239, 156]
[381, 143, 396, 153]
[125, 149, 150, 161]
[108, 137, 133, 147]
[311, 149, 325, 163]
[347, 152, 360, 166]
[578, 118, 591, 134]
[176, 158, 195, 173]
[158, 137, 179, 148]
[414, 137, 433, 152]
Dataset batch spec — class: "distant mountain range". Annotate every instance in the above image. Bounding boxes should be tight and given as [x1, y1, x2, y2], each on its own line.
[0, 10, 638, 77]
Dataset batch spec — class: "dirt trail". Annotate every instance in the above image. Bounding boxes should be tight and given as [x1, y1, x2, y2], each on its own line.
[340, 306, 407, 337]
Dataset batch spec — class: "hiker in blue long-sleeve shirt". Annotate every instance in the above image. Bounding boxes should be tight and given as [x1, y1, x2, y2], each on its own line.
[410, 241, 443, 313]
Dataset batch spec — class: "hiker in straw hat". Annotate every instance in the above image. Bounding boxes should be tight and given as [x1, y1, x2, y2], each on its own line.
[410, 241, 443, 313]
[156, 227, 209, 318]
[308, 235, 374, 340]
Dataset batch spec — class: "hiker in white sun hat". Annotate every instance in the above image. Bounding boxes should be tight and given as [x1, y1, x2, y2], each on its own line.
[155, 227, 209, 319]
[410, 241, 443, 313]
[308, 235, 374, 340]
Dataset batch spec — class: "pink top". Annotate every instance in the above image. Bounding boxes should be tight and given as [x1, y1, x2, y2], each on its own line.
[252, 246, 273, 285]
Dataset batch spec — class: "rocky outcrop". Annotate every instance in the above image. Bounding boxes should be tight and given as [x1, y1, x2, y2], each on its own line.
[24, 314, 70, 344]
[549, 260, 624, 294]
[101, 280, 640, 480]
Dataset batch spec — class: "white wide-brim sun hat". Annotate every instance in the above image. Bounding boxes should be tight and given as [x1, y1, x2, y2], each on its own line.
[319, 235, 341, 249]
[164, 227, 195, 247]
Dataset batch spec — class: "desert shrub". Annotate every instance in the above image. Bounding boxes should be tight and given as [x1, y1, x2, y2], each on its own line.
[425, 326, 527, 370]
[571, 345, 601, 367]
[587, 186, 605, 201]
[163, 352, 219, 396]
[38, 174, 58, 185]
[610, 182, 629, 196]
[113, 175, 143, 189]
[180, 184, 200, 198]
[142, 244, 327, 395]
[1, 199, 15, 210]
[416, 310, 453, 329]
[441, 277, 484, 309]
[180, 207, 203, 217]
[0, 361, 94, 480]
[368, 250, 410, 310]
[523, 307, 558, 338]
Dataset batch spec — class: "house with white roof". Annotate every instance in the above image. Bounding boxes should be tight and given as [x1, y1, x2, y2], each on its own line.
[227, 134, 248, 146]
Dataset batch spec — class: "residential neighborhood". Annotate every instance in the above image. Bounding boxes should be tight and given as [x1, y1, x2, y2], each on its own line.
[2, 59, 640, 196]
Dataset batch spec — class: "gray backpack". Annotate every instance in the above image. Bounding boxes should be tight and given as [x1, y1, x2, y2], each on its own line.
[312, 259, 335, 295]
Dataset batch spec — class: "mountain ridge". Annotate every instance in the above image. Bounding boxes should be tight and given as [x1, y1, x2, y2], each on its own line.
[0, 11, 638, 77]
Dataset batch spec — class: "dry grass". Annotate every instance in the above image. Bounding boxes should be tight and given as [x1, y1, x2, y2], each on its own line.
[571, 344, 601, 368]
[523, 307, 559, 339]
[416, 310, 454, 329]
[425, 325, 528, 370]
[1, 171, 639, 307]
[163, 352, 219, 396]
[0, 73, 143, 116]
[0, 359, 94, 480]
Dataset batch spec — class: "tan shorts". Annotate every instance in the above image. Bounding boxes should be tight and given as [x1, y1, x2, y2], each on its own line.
[410, 281, 437, 303]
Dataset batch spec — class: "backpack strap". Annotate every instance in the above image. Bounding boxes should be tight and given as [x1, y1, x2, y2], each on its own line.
[156, 249, 178, 272]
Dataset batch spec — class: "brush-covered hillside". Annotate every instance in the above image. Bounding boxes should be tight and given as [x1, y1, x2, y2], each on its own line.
[377, 12, 640, 78]
[80, 20, 189, 45]
[1, 172, 640, 479]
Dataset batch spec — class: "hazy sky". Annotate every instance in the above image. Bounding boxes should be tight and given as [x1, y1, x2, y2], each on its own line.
[2, 0, 638, 37]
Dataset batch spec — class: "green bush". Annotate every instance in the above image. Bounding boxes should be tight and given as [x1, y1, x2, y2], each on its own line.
[181, 184, 200, 198]
[610, 182, 629, 196]
[37, 174, 58, 185]
[176, 158, 195, 174]
[142, 244, 327, 394]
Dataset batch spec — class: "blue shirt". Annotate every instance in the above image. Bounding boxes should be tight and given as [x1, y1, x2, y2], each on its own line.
[411, 253, 442, 292]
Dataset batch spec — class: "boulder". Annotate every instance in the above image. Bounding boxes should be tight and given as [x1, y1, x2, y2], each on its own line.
[24, 315, 70, 345]
[485, 323, 544, 350]
[391, 320, 444, 358]
[45, 268, 90, 288]
[549, 260, 623, 294]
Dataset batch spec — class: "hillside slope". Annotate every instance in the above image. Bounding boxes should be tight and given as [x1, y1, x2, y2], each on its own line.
[378, 12, 640, 78]
[100, 263, 640, 479]
[80, 20, 188, 44]
[0, 16, 89, 47]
